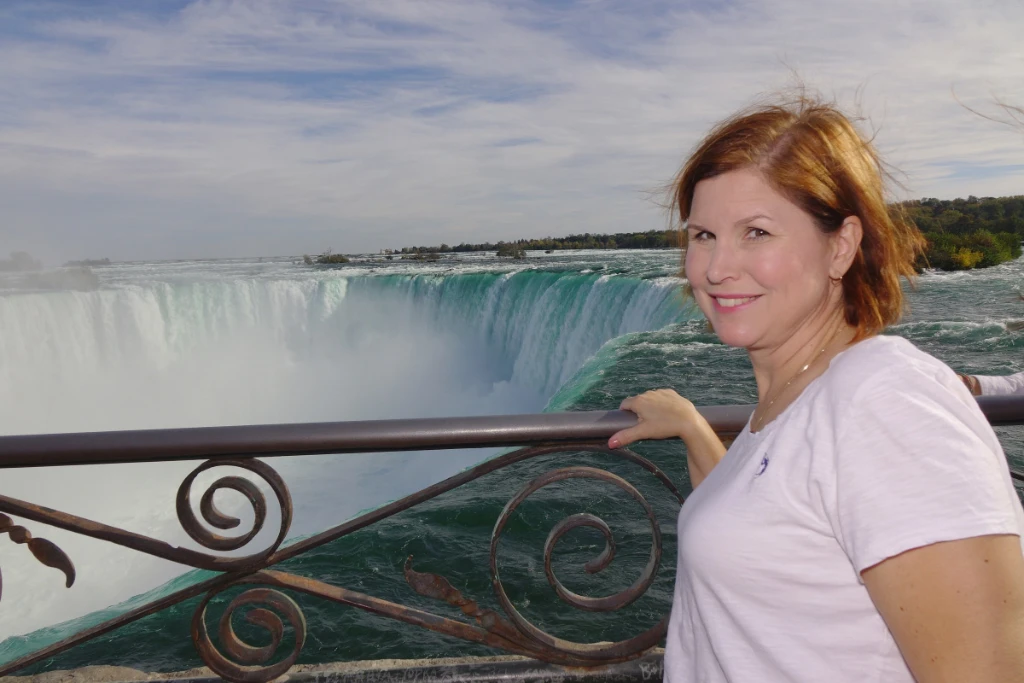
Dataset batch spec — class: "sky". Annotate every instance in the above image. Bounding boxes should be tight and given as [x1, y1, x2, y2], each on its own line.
[0, 0, 1022, 263]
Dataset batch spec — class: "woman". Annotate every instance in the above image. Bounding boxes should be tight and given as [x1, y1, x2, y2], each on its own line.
[608, 97, 1024, 682]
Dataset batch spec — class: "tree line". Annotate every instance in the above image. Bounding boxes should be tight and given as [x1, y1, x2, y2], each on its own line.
[387, 229, 678, 256]
[380, 195, 1024, 270]
[903, 195, 1024, 270]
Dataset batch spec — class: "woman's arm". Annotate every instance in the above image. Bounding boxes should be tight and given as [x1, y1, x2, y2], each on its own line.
[863, 534, 1024, 683]
[608, 389, 727, 489]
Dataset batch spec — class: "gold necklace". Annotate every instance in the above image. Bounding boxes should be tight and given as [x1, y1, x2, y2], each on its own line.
[752, 342, 832, 432]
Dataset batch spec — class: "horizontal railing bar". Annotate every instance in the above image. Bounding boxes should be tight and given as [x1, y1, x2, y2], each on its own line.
[0, 396, 1021, 469]
[0, 406, 752, 469]
[976, 394, 1024, 426]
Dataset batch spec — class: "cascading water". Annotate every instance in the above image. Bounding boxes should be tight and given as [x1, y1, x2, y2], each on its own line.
[0, 253, 689, 646]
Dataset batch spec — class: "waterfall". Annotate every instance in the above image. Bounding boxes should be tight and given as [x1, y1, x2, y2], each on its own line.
[0, 261, 684, 642]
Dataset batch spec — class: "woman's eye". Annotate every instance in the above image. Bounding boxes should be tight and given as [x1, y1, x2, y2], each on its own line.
[691, 230, 713, 242]
[747, 227, 769, 239]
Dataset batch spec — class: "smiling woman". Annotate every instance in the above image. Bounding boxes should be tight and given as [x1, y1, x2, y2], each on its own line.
[609, 94, 1024, 683]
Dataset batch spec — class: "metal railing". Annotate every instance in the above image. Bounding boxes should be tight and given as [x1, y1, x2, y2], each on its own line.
[1, 396, 1023, 682]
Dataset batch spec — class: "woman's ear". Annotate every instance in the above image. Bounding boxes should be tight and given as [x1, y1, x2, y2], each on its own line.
[831, 216, 863, 279]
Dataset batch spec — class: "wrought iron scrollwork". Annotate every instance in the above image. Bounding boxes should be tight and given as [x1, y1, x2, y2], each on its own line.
[0, 512, 76, 604]
[496, 465, 662, 615]
[490, 448, 682, 661]
[179, 442, 684, 682]
[191, 580, 306, 683]
[0, 458, 292, 575]
[0, 441, 685, 683]
[175, 458, 293, 568]
[406, 444, 685, 665]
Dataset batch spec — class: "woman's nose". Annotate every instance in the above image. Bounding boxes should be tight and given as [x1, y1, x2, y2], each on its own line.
[705, 242, 738, 284]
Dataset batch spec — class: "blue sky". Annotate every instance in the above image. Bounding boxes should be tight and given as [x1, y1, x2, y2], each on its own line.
[0, 0, 1022, 262]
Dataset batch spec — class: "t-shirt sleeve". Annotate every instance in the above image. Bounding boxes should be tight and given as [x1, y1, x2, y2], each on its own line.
[977, 370, 1024, 396]
[829, 365, 1021, 578]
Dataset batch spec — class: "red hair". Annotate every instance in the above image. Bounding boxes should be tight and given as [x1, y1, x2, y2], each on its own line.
[672, 95, 926, 339]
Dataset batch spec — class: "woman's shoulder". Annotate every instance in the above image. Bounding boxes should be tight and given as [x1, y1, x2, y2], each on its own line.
[804, 334, 996, 457]
[820, 334, 968, 405]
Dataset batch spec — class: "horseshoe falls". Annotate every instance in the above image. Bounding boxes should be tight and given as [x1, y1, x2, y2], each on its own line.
[1, 250, 1022, 672]
[0, 252, 688, 658]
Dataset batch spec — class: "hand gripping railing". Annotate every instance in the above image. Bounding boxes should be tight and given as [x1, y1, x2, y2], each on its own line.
[0, 396, 1022, 682]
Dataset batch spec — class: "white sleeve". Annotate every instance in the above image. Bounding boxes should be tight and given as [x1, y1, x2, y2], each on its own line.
[976, 371, 1024, 396]
[830, 367, 1021, 578]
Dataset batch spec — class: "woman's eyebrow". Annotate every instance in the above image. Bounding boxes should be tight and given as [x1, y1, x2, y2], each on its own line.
[733, 211, 770, 225]
[687, 214, 772, 231]
[735, 213, 772, 226]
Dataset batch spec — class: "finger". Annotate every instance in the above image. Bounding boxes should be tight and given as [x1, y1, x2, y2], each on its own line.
[619, 395, 637, 411]
[609, 426, 642, 449]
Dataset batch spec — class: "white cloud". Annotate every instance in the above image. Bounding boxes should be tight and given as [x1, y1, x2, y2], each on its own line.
[0, 0, 1021, 263]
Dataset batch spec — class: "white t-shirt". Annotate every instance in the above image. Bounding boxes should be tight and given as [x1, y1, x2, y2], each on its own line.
[664, 335, 1024, 683]
[977, 370, 1024, 396]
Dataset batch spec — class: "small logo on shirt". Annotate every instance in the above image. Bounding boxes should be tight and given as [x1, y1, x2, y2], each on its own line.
[755, 454, 769, 477]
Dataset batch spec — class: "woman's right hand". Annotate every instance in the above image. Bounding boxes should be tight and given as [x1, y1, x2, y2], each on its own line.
[609, 388, 700, 449]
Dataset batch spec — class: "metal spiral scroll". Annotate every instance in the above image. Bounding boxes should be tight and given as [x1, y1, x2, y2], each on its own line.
[176, 459, 292, 570]
[488, 445, 685, 662]
[191, 579, 306, 683]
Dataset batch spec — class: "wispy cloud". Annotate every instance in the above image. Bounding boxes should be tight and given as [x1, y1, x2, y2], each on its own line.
[0, 0, 1022, 262]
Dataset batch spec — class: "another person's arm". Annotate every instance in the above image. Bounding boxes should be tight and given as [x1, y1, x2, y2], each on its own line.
[608, 389, 726, 488]
[977, 370, 1024, 396]
[958, 370, 1024, 396]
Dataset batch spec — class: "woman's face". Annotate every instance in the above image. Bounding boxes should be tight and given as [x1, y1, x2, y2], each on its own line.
[685, 167, 839, 352]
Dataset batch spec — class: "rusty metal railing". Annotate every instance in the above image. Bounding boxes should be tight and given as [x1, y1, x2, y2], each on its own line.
[1, 396, 1023, 682]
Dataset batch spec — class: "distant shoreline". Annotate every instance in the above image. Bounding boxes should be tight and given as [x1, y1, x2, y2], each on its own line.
[372, 195, 1024, 271]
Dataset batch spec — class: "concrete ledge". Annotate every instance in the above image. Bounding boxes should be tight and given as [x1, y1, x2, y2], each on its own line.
[1, 651, 665, 683]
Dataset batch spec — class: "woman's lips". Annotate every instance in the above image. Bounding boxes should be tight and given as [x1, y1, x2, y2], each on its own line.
[709, 295, 760, 313]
